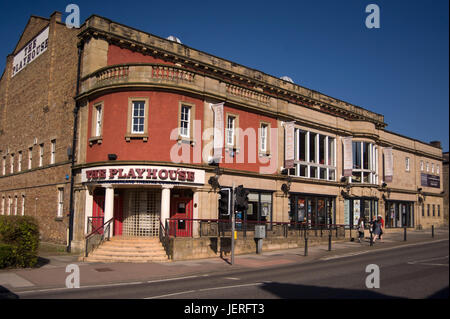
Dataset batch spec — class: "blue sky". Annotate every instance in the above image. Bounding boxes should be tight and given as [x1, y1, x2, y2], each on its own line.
[0, 0, 448, 151]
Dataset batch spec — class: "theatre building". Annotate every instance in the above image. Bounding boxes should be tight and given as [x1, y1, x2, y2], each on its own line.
[0, 13, 445, 259]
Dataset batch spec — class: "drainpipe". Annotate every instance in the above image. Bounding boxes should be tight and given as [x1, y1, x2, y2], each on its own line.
[67, 39, 84, 253]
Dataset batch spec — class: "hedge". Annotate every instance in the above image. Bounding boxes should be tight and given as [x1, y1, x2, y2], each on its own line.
[0, 216, 40, 268]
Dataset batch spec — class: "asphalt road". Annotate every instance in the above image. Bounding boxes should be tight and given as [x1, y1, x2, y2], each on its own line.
[17, 239, 449, 300]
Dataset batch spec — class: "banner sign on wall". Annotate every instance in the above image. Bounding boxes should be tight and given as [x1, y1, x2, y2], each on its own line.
[342, 137, 353, 177]
[12, 26, 49, 77]
[384, 147, 394, 182]
[211, 102, 224, 162]
[421, 173, 440, 188]
[283, 121, 295, 169]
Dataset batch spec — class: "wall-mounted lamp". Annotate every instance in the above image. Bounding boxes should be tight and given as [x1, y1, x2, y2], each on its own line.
[108, 154, 118, 161]
[208, 176, 220, 191]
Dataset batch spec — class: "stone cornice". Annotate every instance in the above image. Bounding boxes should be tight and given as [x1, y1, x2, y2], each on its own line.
[77, 15, 386, 128]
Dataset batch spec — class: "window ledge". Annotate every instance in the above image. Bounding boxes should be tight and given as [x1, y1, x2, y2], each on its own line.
[54, 217, 64, 222]
[89, 136, 103, 146]
[225, 147, 240, 154]
[177, 136, 196, 146]
[259, 152, 271, 158]
[125, 134, 148, 142]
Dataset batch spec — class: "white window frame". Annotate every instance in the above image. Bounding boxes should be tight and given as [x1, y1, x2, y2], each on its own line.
[437, 164, 440, 175]
[57, 188, 64, 218]
[431, 163, 435, 174]
[18, 151, 22, 172]
[28, 147, 33, 169]
[349, 141, 378, 184]
[39, 144, 44, 167]
[179, 105, 191, 138]
[131, 101, 146, 134]
[226, 115, 235, 147]
[14, 195, 18, 215]
[51, 140, 56, 164]
[405, 157, 410, 172]
[10, 154, 14, 174]
[21, 194, 25, 216]
[260, 123, 268, 153]
[95, 105, 103, 137]
[420, 160, 424, 171]
[426, 162, 429, 172]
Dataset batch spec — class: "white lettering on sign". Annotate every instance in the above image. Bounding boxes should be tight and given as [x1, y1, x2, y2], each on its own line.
[81, 165, 205, 185]
[12, 26, 49, 77]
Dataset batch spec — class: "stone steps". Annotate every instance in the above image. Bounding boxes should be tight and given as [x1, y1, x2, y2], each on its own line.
[83, 236, 170, 263]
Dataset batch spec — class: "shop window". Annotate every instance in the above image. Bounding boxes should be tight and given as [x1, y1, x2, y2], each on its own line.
[126, 97, 149, 142]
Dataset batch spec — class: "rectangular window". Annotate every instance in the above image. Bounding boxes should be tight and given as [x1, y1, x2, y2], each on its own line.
[437, 165, 440, 175]
[309, 132, 317, 163]
[319, 135, 325, 165]
[7, 197, 11, 215]
[179, 105, 190, 138]
[95, 104, 103, 137]
[2, 156, 5, 175]
[427, 204, 430, 217]
[432, 204, 435, 217]
[18, 151, 22, 172]
[28, 147, 33, 169]
[21, 195, 25, 216]
[299, 131, 307, 161]
[426, 162, 429, 172]
[363, 142, 370, 170]
[405, 157, 410, 171]
[431, 163, 435, 173]
[14, 196, 18, 216]
[57, 188, 64, 218]
[327, 137, 335, 166]
[10, 154, 14, 174]
[438, 205, 440, 217]
[226, 115, 235, 147]
[132, 101, 145, 134]
[421, 204, 424, 217]
[51, 140, 56, 164]
[260, 123, 268, 153]
[420, 160, 424, 171]
[352, 141, 361, 169]
[39, 144, 44, 167]
[1, 197, 4, 215]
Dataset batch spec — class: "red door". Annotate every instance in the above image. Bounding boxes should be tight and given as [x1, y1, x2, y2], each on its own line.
[92, 196, 105, 234]
[170, 198, 193, 237]
[114, 196, 123, 236]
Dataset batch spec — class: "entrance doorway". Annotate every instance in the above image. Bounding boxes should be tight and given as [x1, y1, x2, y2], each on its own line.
[170, 189, 193, 237]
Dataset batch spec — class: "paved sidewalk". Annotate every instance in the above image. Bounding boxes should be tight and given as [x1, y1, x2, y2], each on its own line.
[0, 226, 448, 297]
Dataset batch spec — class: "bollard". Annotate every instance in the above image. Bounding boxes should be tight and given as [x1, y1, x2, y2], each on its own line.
[404, 227, 407, 241]
[328, 233, 332, 251]
[370, 231, 373, 246]
[432, 225, 434, 238]
[304, 236, 308, 256]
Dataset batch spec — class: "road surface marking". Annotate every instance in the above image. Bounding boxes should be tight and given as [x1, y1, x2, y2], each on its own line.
[147, 275, 201, 284]
[17, 281, 144, 295]
[407, 255, 448, 267]
[145, 282, 264, 299]
[0, 273, 34, 288]
[320, 239, 448, 261]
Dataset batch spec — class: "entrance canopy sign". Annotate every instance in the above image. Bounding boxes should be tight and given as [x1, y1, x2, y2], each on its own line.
[82, 165, 205, 185]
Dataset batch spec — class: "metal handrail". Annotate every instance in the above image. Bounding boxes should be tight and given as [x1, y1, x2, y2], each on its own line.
[159, 219, 171, 259]
[85, 218, 113, 258]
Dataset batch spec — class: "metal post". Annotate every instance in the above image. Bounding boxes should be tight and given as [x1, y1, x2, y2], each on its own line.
[404, 226, 407, 241]
[328, 233, 332, 251]
[370, 230, 373, 246]
[432, 225, 434, 238]
[231, 183, 235, 265]
[304, 231, 308, 256]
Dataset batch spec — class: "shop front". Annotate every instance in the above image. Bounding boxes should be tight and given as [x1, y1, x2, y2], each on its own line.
[385, 201, 414, 228]
[344, 197, 378, 227]
[82, 165, 205, 238]
[289, 193, 336, 227]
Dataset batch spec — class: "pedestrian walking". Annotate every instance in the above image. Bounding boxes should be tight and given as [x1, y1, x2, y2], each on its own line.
[372, 216, 381, 243]
[378, 215, 384, 243]
[357, 217, 365, 243]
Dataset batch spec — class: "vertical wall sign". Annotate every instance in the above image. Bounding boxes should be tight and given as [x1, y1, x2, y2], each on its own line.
[343, 136, 353, 177]
[384, 147, 394, 182]
[283, 121, 295, 169]
[211, 102, 224, 162]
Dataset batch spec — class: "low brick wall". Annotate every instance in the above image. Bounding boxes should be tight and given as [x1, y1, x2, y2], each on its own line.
[169, 231, 346, 261]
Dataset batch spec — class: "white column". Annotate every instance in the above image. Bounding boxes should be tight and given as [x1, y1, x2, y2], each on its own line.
[84, 189, 93, 234]
[104, 184, 114, 237]
[160, 185, 173, 227]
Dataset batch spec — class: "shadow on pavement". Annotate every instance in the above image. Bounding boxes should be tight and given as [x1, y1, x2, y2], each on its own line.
[427, 287, 449, 299]
[0, 285, 19, 299]
[260, 282, 405, 299]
